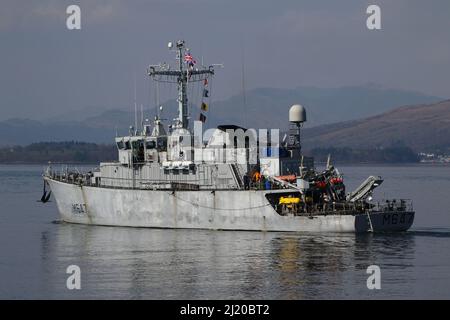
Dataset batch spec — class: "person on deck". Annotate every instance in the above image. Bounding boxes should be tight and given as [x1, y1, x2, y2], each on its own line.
[252, 171, 261, 189]
[243, 174, 250, 190]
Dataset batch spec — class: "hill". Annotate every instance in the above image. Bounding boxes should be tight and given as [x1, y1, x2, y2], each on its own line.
[0, 118, 112, 146]
[0, 85, 444, 147]
[0, 142, 116, 164]
[40, 84, 445, 131]
[302, 100, 450, 152]
[209, 85, 442, 129]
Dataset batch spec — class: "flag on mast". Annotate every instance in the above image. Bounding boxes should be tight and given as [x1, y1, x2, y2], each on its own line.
[184, 52, 196, 65]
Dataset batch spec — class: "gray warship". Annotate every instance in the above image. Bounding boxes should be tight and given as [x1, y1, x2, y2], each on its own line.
[43, 40, 414, 232]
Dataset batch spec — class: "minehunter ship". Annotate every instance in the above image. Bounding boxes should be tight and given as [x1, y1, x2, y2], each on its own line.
[43, 40, 414, 232]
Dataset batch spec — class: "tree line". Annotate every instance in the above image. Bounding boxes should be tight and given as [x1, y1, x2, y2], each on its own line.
[0, 141, 420, 164]
[307, 146, 419, 164]
[0, 141, 116, 164]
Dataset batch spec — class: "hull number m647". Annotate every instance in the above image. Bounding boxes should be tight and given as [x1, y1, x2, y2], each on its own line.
[71, 203, 87, 215]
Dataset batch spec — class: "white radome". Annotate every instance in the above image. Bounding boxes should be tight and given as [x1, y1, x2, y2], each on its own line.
[289, 104, 307, 123]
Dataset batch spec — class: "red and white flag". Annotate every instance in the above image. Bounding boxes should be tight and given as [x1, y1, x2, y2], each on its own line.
[184, 53, 196, 64]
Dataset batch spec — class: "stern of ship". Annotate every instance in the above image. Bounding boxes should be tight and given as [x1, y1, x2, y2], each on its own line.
[355, 200, 415, 232]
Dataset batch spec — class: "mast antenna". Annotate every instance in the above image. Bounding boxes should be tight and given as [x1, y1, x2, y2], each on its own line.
[134, 73, 138, 134]
[140, 104, 144, 130]
[148, 40, 216, 131]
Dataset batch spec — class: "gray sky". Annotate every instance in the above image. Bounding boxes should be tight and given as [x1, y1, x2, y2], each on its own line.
[0, 0, 449, 120]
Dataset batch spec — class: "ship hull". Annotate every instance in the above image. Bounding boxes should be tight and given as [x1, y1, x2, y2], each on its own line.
[46, 178, 414, 233]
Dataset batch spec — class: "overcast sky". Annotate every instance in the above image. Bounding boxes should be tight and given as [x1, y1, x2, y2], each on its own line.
[0, 0, 449, 120]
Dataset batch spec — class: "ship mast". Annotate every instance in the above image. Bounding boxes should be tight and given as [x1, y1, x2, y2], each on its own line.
[176, 41, 188, 129]
[148, 40, 215, 130]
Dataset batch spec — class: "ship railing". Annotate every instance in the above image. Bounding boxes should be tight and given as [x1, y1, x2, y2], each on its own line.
[45, 167, 214, 191]
[370, 199, 413, 212]
[277, 201, 367, 217]
[300, 200, 412, 215]
[44, 164, 290, 191]
[275, 197, 414, 217]
[45, 169, 91, 185]
[307, 201, 366, 215]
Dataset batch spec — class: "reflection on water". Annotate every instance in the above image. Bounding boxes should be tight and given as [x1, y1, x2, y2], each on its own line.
[1, 164, 450, 299]
[38, 223, 427, 299]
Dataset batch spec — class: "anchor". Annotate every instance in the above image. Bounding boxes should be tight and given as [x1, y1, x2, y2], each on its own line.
[39, 180, 52, 203]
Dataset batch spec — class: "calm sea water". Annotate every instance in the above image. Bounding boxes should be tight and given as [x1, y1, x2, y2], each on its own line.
[0, 164, 449, 299]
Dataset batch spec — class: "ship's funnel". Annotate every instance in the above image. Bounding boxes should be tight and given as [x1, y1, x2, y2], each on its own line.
[289, 104, 306, 124]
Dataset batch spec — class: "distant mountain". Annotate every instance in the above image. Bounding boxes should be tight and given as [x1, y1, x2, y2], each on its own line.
[208, 85, 443, 129]
[302, 100, 450, 152]
[0, 85, 444, 146]
[0, 141, 116, 164]
[43, 84, 444, 131]
[43, 105, 113, 123]
[0, 118, 111, 146]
